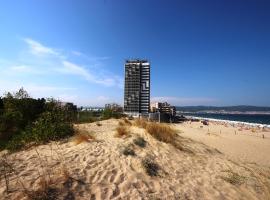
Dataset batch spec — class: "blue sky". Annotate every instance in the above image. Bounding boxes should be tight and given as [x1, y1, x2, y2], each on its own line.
[0, 0, 269, 106]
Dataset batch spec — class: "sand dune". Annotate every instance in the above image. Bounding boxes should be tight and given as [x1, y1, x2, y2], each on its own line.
[1, 119, 270, 199]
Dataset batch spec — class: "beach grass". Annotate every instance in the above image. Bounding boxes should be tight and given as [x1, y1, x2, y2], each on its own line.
[134, 118, 148, 129]
[73, 134, 95, 145]
[115, 125, 130, 138]
[146, 122, 177, 143]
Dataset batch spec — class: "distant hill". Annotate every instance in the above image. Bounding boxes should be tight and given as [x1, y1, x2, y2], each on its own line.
[176, 105, 270, 112]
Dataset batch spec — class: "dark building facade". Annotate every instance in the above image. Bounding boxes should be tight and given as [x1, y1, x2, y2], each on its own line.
[124, 60, 150, 115]
[149, 102, 176, 122]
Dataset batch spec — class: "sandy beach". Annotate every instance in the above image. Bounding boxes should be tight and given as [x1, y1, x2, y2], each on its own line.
[1, 119, 270, 200]
[176, 121, 270, 167]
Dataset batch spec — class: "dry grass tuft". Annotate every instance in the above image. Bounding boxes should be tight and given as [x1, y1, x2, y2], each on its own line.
[144, 122, 192, 153]
[73, 134, 95, 145]
[222, 170, 246, 185]
[146, 123, 177, 143]
[96, 121, 102, 126]
[60, 166, 70, 182]
[118, 120, 125, 126]
[135, 120, 191, 152]
[27, 184, 59, 200]
[128, 116, 134, 120]
[124, 118, 132, 126]
[115, 126, 130, 138]
[119, 118, 133, 126]
[134, 118, 148, 129]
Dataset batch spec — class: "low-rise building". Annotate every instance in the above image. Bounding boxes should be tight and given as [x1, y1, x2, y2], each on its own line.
[150, 102, 176, 116]
[150, 102, 176, 122]
[105, 103, 123, 112]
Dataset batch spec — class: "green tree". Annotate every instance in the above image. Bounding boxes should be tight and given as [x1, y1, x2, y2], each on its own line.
[13, 87, 30, 99]
[28, 110, 74, 143]
[0, 89, 45, 140]
[102, 108, 122, 119]
[0, 97, 3, 113]
[1, 89, 76, 151]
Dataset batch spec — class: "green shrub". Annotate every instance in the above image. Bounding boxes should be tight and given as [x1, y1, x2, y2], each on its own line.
[0, 89, 76, 151]
[122, 145, 136, 156]
[30, 111, 74, 144]
[101, 108, 123, 120]
[133, 136, 147, 148]
[6, 133, 27, 151]
[0, 91, 46, 141]
[0, 140, 8, 150]
[76, 111, 99, 123]
[0, 111, 23, 140]
[6, 111, 74, 151]
[142, 156, 159, 176]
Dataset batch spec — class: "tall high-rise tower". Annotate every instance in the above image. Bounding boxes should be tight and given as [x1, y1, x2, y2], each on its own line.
[124, 60, 150, 116]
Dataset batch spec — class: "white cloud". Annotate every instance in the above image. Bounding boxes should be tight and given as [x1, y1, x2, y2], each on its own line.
[60, 61, 122, 87]
[95, 78, 116, 87]
[61, 60, 94, 80]
[21, 38, 122, 88]
[56, 94, 78, 102]
[72, 50, 111, 61]
[0, 37, 123, 107]
[152, 96, 217, 106]
[0, 80, 76, 98]
[0, 83, 75, 93]
[9, 65, 46, 74]
[24, 38, 59, 56]
[71, 51, 83, 56]
[10, 65, 28, 71]
[96, 56, 111, 60]
[97, 95, 110, 101]
[25, 85, 76, 93]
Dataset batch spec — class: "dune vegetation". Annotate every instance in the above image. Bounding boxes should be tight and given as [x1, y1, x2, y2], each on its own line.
[0, 88, 124, 152]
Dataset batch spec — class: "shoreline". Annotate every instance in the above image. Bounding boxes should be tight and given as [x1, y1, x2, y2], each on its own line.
[178, 111, 270, 115]
[184, 115, 270, 128]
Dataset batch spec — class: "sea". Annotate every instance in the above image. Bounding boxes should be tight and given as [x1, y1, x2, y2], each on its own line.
[180, 113, 270, 127]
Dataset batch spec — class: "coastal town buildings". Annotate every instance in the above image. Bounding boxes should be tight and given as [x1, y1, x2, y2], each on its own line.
[150, 102, 176, 116]
[105, 103, 123, 112]
[150, 102, 176, 122]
